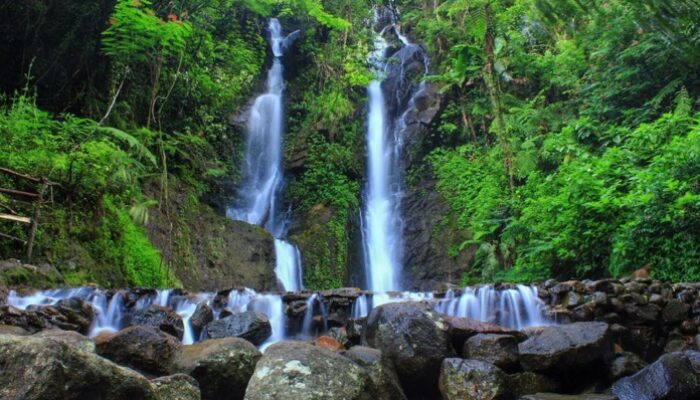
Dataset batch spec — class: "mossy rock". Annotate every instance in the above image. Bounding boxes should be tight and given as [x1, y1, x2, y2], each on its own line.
[0, 260, 64, 288]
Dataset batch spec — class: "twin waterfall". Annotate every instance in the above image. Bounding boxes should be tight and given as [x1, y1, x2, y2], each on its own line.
[228, 19, 302, 292]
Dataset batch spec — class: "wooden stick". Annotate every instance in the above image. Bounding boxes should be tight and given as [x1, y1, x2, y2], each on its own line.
[0, 167, 41, 183]
[0, 213, 31, 224]
[26, 182, 46, 262]
[0, 232, 26, 244]
[0, 187, 39, 199]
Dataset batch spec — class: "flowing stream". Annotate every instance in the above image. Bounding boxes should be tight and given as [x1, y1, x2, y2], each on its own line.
[227, 19, 302, 293]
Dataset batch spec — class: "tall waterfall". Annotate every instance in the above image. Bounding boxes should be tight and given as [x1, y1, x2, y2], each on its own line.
[361, 14, 420, 292]
[228, 19, 302, 292]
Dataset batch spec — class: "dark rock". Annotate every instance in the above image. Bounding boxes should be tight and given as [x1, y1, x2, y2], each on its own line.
[54, 298, 95, 333]
[463, 334, 519, 371]
[328, 327, 352, 348]
[662, 300, 690, 323]
[612, 350, 700, 400]
[614, 324, 664, 362]
[132, 305, 185, 340]
[0, 334, 157, 399]
[445, 315, 526, 351]
[608, 351, 647, 381]
[626, 304, 660, 325]
[439, 358, 511, 400]
[519, 394, 616, 400]
[518, 322, 613, 375]
[203, 310, 271, 345]
[189, 302, 213, 337]
[347, 317, 366, 345]
[95, 325, 181, 376]
[364, 302, 452, 397]
[151, 374, 200, 400]
[511, 371, 561, 397]
[0, 305, 53, 333]
[345, 346, 407, 400]
[171, 337, 260, 400]
[244, 341, 375, 400]
[681, 319, 698, 335]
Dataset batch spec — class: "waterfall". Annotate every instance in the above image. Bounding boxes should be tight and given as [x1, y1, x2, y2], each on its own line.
[361, 23, 404, 293]
[227, 18, 303, 292]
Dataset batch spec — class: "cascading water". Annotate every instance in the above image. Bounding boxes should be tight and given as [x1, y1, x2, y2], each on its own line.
[361, 22, 404, 293]
[227, 18, 302, 292]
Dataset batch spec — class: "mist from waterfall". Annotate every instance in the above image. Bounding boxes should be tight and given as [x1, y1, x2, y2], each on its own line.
[228, 19, 302, 292]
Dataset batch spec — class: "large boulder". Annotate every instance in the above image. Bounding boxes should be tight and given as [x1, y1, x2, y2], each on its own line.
[170, 337, 260, 400]
[439, 358, 512, 400]
[244, 341, 375, 400]
[464, 334, 520, 372]
[518, 322, 613, 375]
[364, 302, 452, 397]
[611, 350, 700, 400]
[345, 346, 407, 400]
[151, 374, 200, 400]
[203, 310, 271, 345]
[132, 305, 185, 340]
[34, 329, 95, 353]
[0, 334, 157, 399]
[95, 325, 181, 376]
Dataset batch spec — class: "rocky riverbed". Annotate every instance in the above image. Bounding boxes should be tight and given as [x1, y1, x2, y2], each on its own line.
[1, 276, 700, 399]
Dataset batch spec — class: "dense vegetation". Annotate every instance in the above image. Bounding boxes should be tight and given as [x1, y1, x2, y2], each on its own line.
[0, 0, 698, 288]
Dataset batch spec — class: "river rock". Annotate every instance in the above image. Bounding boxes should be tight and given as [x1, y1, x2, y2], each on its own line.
[54, 297, 95, 333]
[0, 334, 157, 399]
[608, 351, 647, 381]
[364, 301, 452, 397]
[202, 310, 271, 345]
[95, 325, 181, 376]
[171, 337, 260, 400]
[244, 341, 375, 400]
[464, 333, 520, 371]
[345, 345, 407, 400]
[511, 371, 561, 397]
[518, 322, 613, 375]
[611, 350, 700, 400]
[34, 329, 95, 353]
[151, 374, 200, 400]
[519, 395, 616, 400]
[132, 304, 185, 340]
[189, 302, 213, 336]
[445, 315, 526, 351]
[439, 358, 512, 400]
[662, 299, 690, 323]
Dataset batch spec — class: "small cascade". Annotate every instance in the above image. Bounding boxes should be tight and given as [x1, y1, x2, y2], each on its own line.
[89, 291, 124, 336]
[227, 18, 303, 292]
[301, 293, 328, 337]
[351, 293, 369, 318]
[155, 289, 171, 307]
[249, 294, 285, 349]
[434, 285, 548, 329]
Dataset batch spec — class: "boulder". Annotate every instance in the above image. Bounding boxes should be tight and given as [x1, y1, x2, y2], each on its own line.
[0, 334, 157, 399]
[511, 371, 561, 397]
[464, 334, 520, 371]
[519, 395, 616, 400]
[132, 305, 185, 340]
[151, 374, 200, 400]
[345, 346, 407, 400]
[54, 298, 95, 333]
[518, 322, 613, 375]
[662, 300, 690, 323]
[364, 302, 452, 397]
[202, 310, 271, 345]
[608, 351, 648, 381]
[445, 315, 526, 351]
[34, 329, 95, 353]
[171, 337, 260, 400]
[612, 350, 700, 400]
[189, 302, 213, 337]
[439, 358, 512, 400]
[95, 325, 181, 376]
[244, 341, 375, 400]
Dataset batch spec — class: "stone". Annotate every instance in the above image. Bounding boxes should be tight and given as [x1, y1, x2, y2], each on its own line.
[511, 371, 561, 397]
[608, 351, 647, 381]
[445, 315, 526, 351]
[519, 395, 616, 400]
[54, 298, 95, 333]
[151, 374, 200, 400]
[171, 337, 260, 400]
[202, 310, 271, 345]
[662, 299, 690, 323]
[518, 322, 613, 375]
[312, 335, 344, 352]
[34, 329, 95, 353]
[328, 326, 352, 348]
[244, 341, 374, 400]
[612, 350, 700, 400]
[345, 346, 407, 400]
[189, 302, 213, 337]
[463, 334, 520, 371]
[95, 325, 181, 376]
[439, 358, 511, 400]
[0, 334, 157, 399]
[132, 305, 185, 340]
[364, 302, 452, 397]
